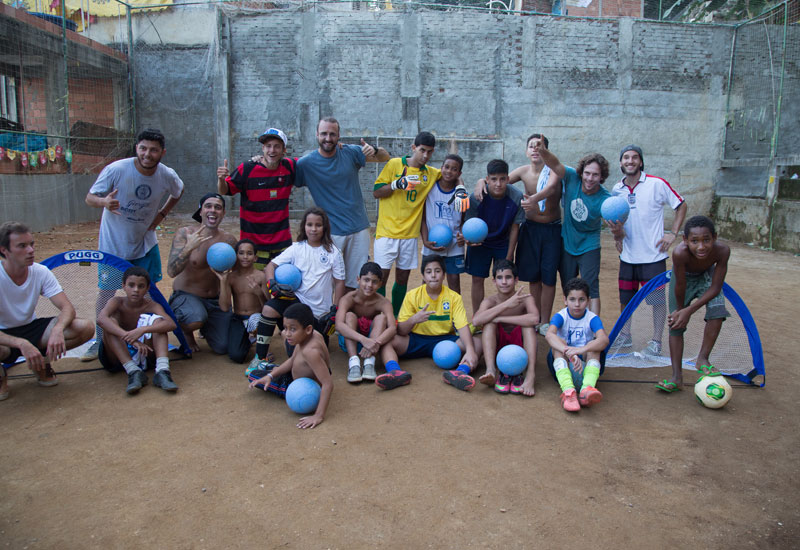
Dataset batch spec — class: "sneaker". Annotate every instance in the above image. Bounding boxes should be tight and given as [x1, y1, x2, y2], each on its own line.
[36, 364, 59, 387]
[537, 323, 550, 337]
[347, 365, 363, 383]
[375, 370, 412, 390]
[80, 340, 100, 362]
[443, 370, 476, 391]
[153, 369, 178, 392]
[615, 332, 633, 348]
[560, 388, 580, 412]
[510, 374, 525, 395]
[494, 373, 511, 394]
[578, 385, 603, 407]
[642, 340, 662, 356]
[126, 369, 148, 395]
[245, 356, 267, 377]
[362, 361, 377, 381]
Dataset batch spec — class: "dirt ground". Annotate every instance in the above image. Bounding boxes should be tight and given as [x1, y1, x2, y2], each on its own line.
[1, 215, 798, 549]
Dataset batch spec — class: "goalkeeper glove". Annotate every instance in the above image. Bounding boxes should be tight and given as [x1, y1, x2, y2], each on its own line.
[266, 279, 295, 300]
[448, 184, 470, 213]
[319, 305, 338, 337]
[390, 168, 420, 191]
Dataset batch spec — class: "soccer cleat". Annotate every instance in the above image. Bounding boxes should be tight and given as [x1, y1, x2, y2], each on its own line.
[126, 369, 148, 395]
[443, 370, 476, 391]
[153, 369, 179, 392]
[245, 356, 268, 378]
[80, 340, 100, 362]
[578, 385, 603, 407]
[510, 374, 525, 395]
[642, 340, 662, 356]
[560, 388, 580, 412]
[362, 362, 377, 381]
[347, 365, 363, 383]
[494, 373, 511, 394]
[375, 370, 412, 390]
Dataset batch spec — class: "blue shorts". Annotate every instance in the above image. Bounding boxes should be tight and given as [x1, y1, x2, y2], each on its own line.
[445, 254, 465, 275]
[516, 220, 561, 285]
[465, 245, 508, 279]
[402, 333, 459, 359]
[98, 244, 162, 290]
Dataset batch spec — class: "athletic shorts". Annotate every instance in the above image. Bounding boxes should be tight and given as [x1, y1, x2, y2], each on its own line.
[496, 324, 523, 348]
[516, 220, 562, 286]
[374, 237, 419, 271]
[402, 333, 459, 359]
[465, 245, 509, 279]
[444, 254, 465, 275]
[333, 229, 371, 289]
[254, 246, 288, 271]
[0, 317, 54, 364]
[560, 248, 601, 299]
[98, 244, 162, 290]
[618, 259, 666, 306]
[337, 315, 375, 353]
[668, 268, 729, 336]
[168, 290, 231, 354]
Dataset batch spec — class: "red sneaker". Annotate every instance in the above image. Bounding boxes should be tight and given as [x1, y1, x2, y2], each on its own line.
[560, 388, 580, 412]
[443, 370, 476, 391]
[375, 370, 412, 390]
[578, 386, 603, 407]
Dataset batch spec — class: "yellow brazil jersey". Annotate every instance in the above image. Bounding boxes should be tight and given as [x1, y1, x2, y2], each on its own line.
[374, 157, 441, 239]
[398, 284, 469, 336]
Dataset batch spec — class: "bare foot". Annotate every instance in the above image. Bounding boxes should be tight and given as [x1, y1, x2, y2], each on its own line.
[185, 332, 201, 352]
[479, 371, 496, 386]
[520, 383, 535, 397]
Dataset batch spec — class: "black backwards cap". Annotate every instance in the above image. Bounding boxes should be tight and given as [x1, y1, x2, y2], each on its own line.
[192, 192, 225, 223]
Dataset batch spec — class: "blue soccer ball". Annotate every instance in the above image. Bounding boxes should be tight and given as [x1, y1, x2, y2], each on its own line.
[275, 263, 302, 291]
[285, 377, 321, 414]
[206, 242, 237, 272]
[496, 344, 528, 376]
[432, 340, 462, 369]
[428, 224, 453, 248]
[462, 218, 489, 244]
[601, 196, 631, 224]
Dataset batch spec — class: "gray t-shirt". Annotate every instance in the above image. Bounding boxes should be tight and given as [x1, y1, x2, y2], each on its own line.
[295, 145, 369, 236]
[89, 158, 184, 259]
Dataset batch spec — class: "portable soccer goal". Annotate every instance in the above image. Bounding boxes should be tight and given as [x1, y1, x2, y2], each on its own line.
[34, 249, 192, 357]
[605, 271, 765, 386]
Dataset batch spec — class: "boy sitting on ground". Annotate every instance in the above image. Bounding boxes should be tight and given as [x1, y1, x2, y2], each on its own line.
[545, 278, 609, 412]
[337, 262, 398, 384]
[658, 215, 731, 393]
[375, 255, 481, 392]
[97, 266, 179, 395]
[249, 303, 333, 429]
[472, 259, 539, 396]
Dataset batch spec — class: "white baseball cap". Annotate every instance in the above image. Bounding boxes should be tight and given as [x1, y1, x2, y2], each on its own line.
[258, 127, 287, 146]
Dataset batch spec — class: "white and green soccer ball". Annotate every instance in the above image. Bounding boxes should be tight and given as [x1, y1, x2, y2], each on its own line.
[694, 375, 733, 409]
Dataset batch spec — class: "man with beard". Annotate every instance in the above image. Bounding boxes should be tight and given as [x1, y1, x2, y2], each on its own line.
[294, 117, 389, 290]
[167, 194, 237, 353]
[81, 128, 184, 361]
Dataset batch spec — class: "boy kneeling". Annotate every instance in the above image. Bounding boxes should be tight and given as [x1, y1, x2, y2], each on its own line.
[545, 278, 608, 412]
[249, 303, 333, 429]
[375, 255, 481, 391]
[97, 266, 178, 395]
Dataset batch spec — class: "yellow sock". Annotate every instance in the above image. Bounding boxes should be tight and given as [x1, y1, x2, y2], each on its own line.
[553, 358, 574, 392]
[582, 359, 601, 389]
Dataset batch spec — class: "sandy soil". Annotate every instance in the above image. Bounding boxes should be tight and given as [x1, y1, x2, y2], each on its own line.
[1, 215, 798, 549]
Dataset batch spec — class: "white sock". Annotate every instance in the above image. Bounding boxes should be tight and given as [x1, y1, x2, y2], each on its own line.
[122, 361, 140, 375]
[363, 356, 376, 368]
[155, 357, 170, 373]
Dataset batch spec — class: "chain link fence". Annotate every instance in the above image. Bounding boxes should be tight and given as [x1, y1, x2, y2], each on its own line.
[723, 0, 799, 161]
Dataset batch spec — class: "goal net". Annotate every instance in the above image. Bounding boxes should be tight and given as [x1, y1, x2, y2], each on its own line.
[605, 271, 765, 386]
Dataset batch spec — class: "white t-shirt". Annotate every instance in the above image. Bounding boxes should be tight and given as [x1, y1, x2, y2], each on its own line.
[550, 307, 604, 348]
[421, 182, 465, 258]
[611, 172, 684, 264]
[0, 262, 63, 329]
[273, 241, 345, 318]
[89, 158, 184, 260]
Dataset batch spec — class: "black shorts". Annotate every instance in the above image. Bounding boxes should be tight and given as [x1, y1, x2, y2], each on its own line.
[618, 259, 667, 306]
[1, 317, 54, 364]
[516, 220, 562, 285]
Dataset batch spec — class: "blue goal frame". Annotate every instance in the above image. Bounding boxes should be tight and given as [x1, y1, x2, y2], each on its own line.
[605, 271, 765, 386]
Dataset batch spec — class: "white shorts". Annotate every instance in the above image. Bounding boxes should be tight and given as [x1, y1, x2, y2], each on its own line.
[374, 237, 419, 271]
[332, 229, 371, 289]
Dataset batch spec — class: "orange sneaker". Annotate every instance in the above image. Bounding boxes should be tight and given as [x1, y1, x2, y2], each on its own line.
[560, 388, 580, 412]
[578, 386, 603, 407]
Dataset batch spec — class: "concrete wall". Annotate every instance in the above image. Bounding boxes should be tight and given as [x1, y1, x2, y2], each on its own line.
[0, 175, 99, 232]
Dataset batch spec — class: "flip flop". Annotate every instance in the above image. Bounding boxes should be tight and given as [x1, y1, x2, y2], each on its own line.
[697, 364, 722, 377]
[655, 380, 682, 393]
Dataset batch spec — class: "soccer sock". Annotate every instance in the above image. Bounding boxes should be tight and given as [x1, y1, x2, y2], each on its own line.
[122, 361, 140, 375]
[377, 286, 386, 297]
[553, 357, 575, 392]
[385, 360, 400, 372]
[155, 357, 170, 373]
[391, 283, 407, 317]
[255, 315, 278, 359]
[456, 364, 471, 375]
[581, 359, 601, 389]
